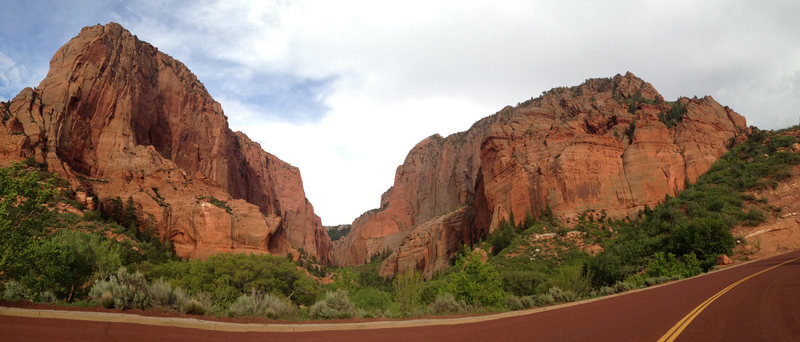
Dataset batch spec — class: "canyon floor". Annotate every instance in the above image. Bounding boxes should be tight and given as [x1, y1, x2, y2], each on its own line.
[3, 249, 799, 341]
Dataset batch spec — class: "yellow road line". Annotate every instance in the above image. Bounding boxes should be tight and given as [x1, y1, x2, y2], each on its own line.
[657, 255, 800, 342]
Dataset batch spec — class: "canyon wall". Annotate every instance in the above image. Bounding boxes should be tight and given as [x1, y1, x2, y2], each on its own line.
[333, 73, 748, 278]
[0, 23, 331, 263]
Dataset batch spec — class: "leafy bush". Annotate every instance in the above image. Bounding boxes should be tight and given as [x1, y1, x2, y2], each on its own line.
[309, 290, 355, 319]
[351, 287, 392, 312]
[151, 253, 320, 306]
[228, 290, 296, 319]
[430, 293, 467, 314]
[645, 252, 701, 279]
[547, 287, 577, 303]
[0, 165, 60, 280]
[392, 271, 424, 316]
[501, 270, 546, 296]
[489, 220, 517, 255]
[327, 225, 351, 241]
[89, 267, 150, 310]
[23, 230, 95, 302]
[612, 281, 637, 293]
[2, 280, 27, 301]
[520, 295, 536, 308]
[539, 263, 592, 297]
[667, 218, 735, 267]
[644, 276, 672, 287]
[446, 252, 505, 307]
[658, 101, 687, 128]
[147, 278, 189, 311]
[197, 196, 231, 213]
[183, 298, 206, 315]
[98, 291, 114, 308]
[419, 278, 447, 305]
[506, 295, 525, 311]
[532, 293, 555, 307]
[599, 286, 616, 296]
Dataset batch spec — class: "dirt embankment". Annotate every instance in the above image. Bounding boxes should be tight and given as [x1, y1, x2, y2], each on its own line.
[733, 149, 800, 261]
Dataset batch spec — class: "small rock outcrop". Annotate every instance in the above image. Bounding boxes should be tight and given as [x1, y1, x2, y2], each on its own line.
[0, 23, 331, 263]
[335, 73, 748, 277]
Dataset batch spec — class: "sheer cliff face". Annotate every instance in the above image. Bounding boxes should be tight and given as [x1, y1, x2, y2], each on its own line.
[334, 73, 748, 278]
[0, 23, 331, 263]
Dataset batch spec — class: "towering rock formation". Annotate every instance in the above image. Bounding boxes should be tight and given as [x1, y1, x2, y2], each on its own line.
[333, 73, 748, 278]
[0, 23, 331, 263]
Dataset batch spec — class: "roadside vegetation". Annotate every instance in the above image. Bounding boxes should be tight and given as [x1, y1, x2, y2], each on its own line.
[1, 127, 798, 320]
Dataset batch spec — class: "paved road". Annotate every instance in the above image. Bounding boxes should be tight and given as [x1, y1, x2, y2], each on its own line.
[3, 250, 799, 341]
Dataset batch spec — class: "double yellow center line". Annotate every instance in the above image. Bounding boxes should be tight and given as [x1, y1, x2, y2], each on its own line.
[658, 255, 800, 342]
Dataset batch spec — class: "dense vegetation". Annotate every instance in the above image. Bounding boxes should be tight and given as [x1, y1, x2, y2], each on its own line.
[326, 224, 351, 241]
[2, 127, 798, 320]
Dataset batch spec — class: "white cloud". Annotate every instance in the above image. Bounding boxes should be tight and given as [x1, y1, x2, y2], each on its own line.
[95, 0, 800, 224]
[0, 51, 25, 101]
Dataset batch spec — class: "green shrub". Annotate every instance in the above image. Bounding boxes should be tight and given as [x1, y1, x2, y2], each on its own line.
[355, 308, 388, 319]
[501, 270, 546, 296]
[37, 290, 58, 303]
[446, 252, 505, 307]
[419, 278, 447, 305]
[539, 263, 592, 297]
[520, 295, 536, 308]
[99, 291, 114, 308]
[489, 221, 517, 255]
[327, 225, 351, 241]
[392, 271, 424, 316]
[183, 298, 205, 315]
[147, 278, 189, 311]
[612, 281, 637, 293]
[89, 267, 150, 310]
[599, 286, 616, 296]
[506, 295, 525, 311]
[547, 287, 577, 303]
[532, 293, 555, 307]
[2, 280, 27, 301]
[430, 293, 467, 314]
[150, 253, 319, 306]
[351, 287, 392, 312]
[228, 290, 296, 319]
[309, 290, 355, 319]
[658, 101, 687, 128]
[667, 218, 735, 268]
[645, 252, 702, 279]
[22, 230, 95, 302]
[644, 276, 672, 287]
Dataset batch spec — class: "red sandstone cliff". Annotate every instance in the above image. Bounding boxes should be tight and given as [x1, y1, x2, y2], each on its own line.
[332, 73, 748, 278]
[0, 23, 331, 263]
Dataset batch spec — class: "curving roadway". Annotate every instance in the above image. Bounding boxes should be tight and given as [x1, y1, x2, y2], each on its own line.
[2, 249, 799, 341]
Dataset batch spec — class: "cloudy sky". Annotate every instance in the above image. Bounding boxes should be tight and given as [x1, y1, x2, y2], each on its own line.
[1, 1, 799, 225]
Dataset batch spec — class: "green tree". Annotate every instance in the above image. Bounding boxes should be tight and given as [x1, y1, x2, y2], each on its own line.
[111, 196, 124, 224]
[331, 268, 357, 293]
[446, 252, 505, 307]
[0, 165, 59, 280]
[123, 196, 137, 232]
[392, 271, 423, 316]
[667, 217, 735, 268]
[23, 230, 95, 302]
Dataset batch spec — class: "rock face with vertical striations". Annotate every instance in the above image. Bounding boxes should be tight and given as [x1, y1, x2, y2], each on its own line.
[0, 23, 331, 263]
[333, 72, 748, 278]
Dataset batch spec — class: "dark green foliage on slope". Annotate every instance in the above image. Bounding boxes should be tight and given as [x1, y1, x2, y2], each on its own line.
[149, 253, 320, 306]
[658, 101, 688, 128]
[327, 224, 351, 241]
[588, 128, 799, 286]
[0, 163, 175, 303]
